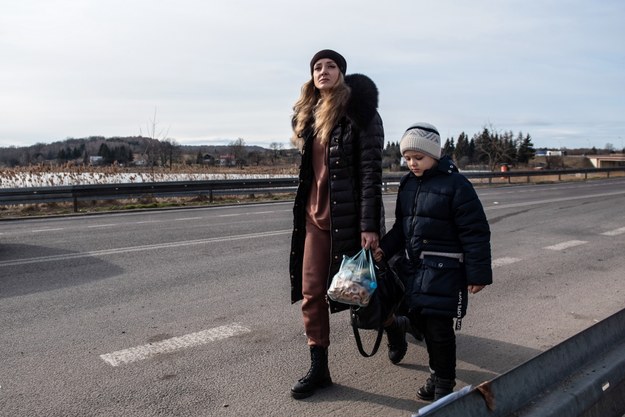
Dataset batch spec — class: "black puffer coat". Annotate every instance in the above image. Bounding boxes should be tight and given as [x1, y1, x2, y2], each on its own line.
[289, 73, 384, 313]
[380, 156, 492, 318]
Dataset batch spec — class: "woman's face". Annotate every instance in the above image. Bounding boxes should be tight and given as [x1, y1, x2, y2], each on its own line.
[403, 150, 437, 177]
[312, 58, 341, 93]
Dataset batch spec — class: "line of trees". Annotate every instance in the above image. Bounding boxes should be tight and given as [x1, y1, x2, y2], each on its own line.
[4, 126, 620, 171]
[383, 127, 536, 171]
[97, 144, 134, 165]
[56, 144, 85, 162]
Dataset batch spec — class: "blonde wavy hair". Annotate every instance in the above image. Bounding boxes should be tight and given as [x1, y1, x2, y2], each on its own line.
[291, 73, 351, 150]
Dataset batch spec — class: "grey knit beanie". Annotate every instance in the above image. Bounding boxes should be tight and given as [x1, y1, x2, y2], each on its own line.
[399, 122, 441, 160]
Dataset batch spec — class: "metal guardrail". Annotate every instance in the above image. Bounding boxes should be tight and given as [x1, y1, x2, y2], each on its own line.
[0, 178, 300, 212]
[1, 167, 624, 213]
[413, 308, 625, 417]
[386, 166, 625, 185]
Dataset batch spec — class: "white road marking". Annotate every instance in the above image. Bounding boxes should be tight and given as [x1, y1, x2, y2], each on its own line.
[544, 240, 588, 251]
[30, 228, 64, 233]
[492, 257, 522, 267]
[484, 190, 625, 211]
[601, 227, 625, 236]
[174, 217, 203, 221]
[0, 229, 291, 267]
[100, 323, 251, 367]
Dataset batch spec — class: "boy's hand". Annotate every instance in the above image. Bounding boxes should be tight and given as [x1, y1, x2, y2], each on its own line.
[373, 247, 385, 262]
[468, 285, 485, 294]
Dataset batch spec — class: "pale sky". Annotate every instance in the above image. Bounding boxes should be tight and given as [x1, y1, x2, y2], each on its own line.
[1, 0, 624, 150]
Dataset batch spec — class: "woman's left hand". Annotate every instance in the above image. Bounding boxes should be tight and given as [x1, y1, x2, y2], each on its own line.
[361, 232, 379, 250]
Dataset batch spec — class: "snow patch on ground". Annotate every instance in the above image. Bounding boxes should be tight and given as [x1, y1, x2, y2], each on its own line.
[0, 172, 293, 188]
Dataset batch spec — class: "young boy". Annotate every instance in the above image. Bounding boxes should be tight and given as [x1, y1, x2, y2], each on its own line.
[374, 122, 492, 401]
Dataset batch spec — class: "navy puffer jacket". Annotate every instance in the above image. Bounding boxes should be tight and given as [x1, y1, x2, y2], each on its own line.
[380, 156, 492, 318]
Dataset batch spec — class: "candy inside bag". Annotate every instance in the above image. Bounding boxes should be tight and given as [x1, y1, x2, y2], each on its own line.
[327, 248, 377, 307]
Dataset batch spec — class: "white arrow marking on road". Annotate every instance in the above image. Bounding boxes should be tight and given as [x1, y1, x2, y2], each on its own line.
[100, 323, 251, 367]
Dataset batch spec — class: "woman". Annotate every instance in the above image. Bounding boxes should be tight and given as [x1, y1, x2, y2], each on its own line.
[289, 49, 407, 399]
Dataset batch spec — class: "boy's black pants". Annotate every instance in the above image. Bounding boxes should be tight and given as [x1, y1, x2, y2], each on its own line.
[410, 312, 456, 380]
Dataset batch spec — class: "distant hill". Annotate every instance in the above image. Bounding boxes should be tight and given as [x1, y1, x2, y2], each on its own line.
[0, 136, 290, 167]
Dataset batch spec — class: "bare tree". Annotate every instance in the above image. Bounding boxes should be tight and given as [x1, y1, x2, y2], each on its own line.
[229, 137, 247, 169]
[473, 124, 517, 171]
[157, 138, 182, 169]
[140, 108, 170, 166]
[269, 142, 284, 165]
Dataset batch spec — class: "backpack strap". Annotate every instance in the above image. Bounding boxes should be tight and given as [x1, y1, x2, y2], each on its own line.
[352, 323, 384, 357]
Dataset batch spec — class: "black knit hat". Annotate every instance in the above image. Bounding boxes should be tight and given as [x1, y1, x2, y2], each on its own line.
[309, 49, 347, 75]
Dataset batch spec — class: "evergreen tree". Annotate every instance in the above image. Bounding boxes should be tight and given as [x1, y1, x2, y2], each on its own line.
[516, 132, 535, 164]
[98, 143, 112, 163]
[453, 132, 470, 167]
[473, 127, 492, 166]
[442, 138, 455, 158]
[502, 131, 517, 164]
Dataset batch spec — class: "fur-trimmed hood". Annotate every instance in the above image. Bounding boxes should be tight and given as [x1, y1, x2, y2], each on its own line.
[345, 73, 379, 130]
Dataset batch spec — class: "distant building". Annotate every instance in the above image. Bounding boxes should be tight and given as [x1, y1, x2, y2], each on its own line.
[218, 154, 236, 167]
[535, 150, 562, 157]
[201, 154, 215, 165]
[89, 156, 104, 165]
[587, 154, 625, 168]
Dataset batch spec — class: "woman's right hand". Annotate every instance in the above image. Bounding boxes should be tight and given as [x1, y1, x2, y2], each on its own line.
[373, 247, 385, 262]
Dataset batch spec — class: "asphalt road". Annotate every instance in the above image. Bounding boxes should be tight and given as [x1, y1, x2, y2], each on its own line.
[1, 178, 624, 417]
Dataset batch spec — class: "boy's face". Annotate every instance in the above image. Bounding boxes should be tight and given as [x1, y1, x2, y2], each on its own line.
[403, 150, 437, 177]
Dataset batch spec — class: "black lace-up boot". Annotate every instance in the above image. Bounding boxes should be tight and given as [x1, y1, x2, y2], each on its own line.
[434, 377, 456, 400]
[291, 346, 332, 399]
[416, 374, 436, 401]
[417, 375, 456, 401]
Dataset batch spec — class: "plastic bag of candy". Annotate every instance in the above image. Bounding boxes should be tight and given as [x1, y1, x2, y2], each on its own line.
[327, 248, 377, 307]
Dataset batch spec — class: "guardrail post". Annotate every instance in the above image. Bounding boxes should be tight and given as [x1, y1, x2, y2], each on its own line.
[73, 195, 78, 212]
